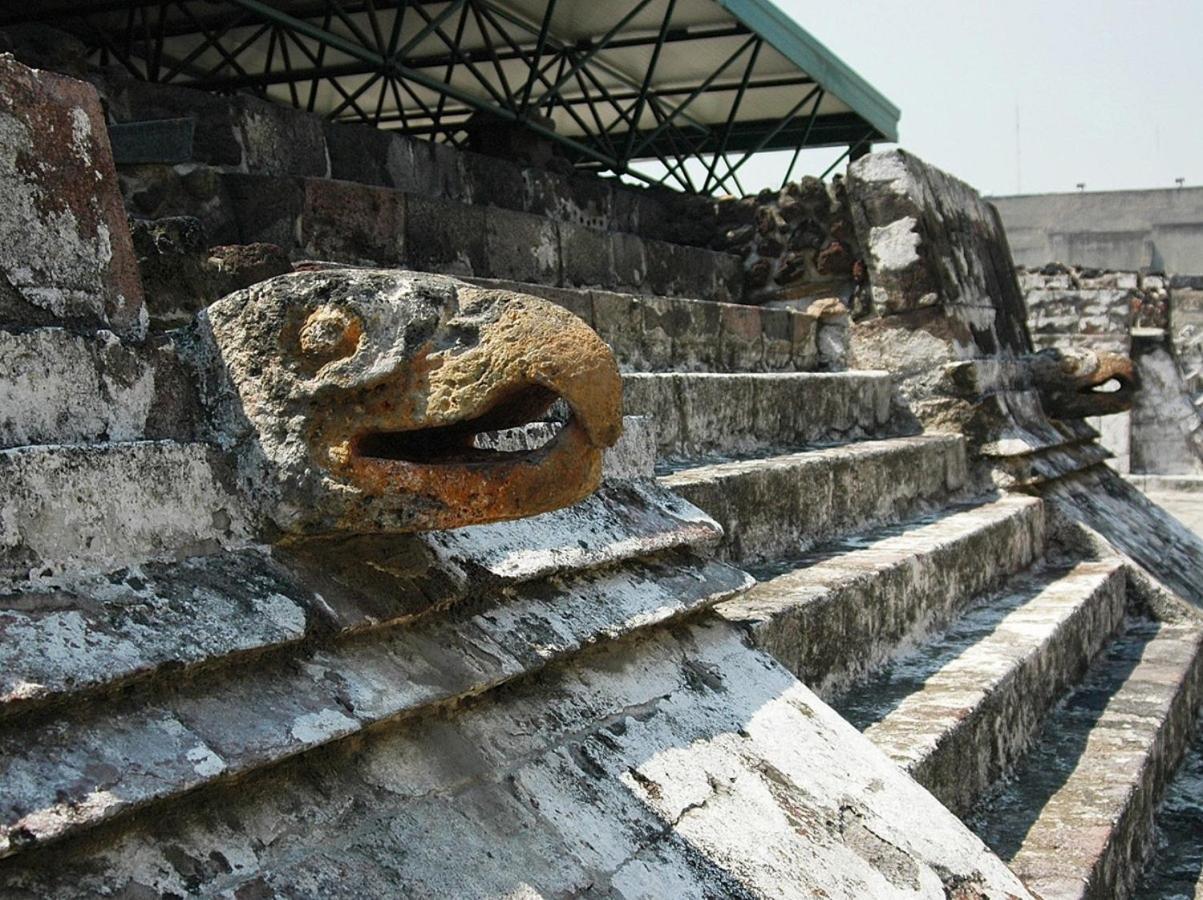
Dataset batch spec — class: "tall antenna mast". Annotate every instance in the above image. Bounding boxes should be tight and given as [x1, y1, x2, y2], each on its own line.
[1015, 103, 1022, 194]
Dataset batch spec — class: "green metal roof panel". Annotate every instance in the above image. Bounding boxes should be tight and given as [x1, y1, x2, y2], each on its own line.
[716, 0, 900, 141]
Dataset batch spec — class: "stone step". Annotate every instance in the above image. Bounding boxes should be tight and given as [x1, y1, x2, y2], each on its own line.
[622, 371, 895, 463]
[1136, 716, 1203, 899]
[0, 414, 665, 587]
[104, 75, 714, 249]
[463, 276, 837, 373]
[216, 173, 742, 303]
[660, 434, 969, 563]
[0, 550, 752, 860]
[836, 559, 1127, 815]
[0, 441, 252, 586]
[971, 618, 1203, 900]
[0, 329, 199, 450]
[0, 475, 718, 721]
[716, 495, 1045, 697]
[0, 618, 1033, 899]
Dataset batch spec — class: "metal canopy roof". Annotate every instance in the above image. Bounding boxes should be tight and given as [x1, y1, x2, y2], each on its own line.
[3, 0, 900, 193]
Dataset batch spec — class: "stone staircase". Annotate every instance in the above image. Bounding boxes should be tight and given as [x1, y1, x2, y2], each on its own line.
[649, 371, 1203, 897]
[2, 58, 1202, 897]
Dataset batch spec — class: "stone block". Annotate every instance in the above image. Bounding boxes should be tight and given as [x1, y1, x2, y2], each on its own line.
[562, 174, 613, 229]
[102, 76, 242, 167]
[0, 57, 145, 338]
[670, 298, 721, 371]
[130, 216, 210, 328]
[462, 151, 526, 210]
[761, 308, 794, 370]
[520, 166, 562, 218]
[0, 442, 250, 585]
[559, 221, 614, 287]
[709, 250, 745, 303]
[848, 149, 1030, 355]
[719, 303, 764, 371]
[223, 174, 304, 248]
[120, 163, 240, 245]
[409, 137, 468, 202]
[790, 310, 820, 371]
[643, 239, 684, 296]
[675, 245, 726, 301]
[0, 329, 165, 447]
[403, 194, 486, 276]
[483, 207, 560, 284]
[591, 290, 644, 369]
[324, 120, 393, 186]
[610, 231, 647, 291]
[233, 95, 328, 177]
[640, 295, 676, 370]
[301, 178, 405, 265]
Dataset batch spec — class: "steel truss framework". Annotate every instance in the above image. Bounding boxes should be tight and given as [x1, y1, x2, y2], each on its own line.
[3, 0, 895, 193]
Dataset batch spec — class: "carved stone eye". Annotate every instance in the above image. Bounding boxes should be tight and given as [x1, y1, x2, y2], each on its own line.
[298, 305, 362, 365]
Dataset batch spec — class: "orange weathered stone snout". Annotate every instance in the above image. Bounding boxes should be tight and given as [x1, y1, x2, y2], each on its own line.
[198, 269, 623, 536]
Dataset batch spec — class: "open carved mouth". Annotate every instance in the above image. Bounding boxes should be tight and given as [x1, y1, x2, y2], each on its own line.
[351, 383, 567, 466]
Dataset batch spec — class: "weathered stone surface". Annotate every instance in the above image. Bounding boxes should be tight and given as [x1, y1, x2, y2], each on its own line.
[129, 215, 210, 327]
[195, 269, 622, 535]
[0, 553, 750, 860]
[0, 622, 1032, 899]
[233, 94, 329, 178]
[0, 329, 161, 447]
[0, 56, 145, 337]
[1042, 465, 1203, 611]
[204, 241, 292, 298]
[0, 549, 313, 716]
[661, 434, 968, 562]
[300, 178, 406, 265]
[1131, 338, 1203, 476]
[622, 371, 893, 461]
[559, 220, 613, 287]
[403, 193, 487, 276]
[1138, 717, 1203, 899]
[223, 173, 304, 247]
[847, 149, 1031, 357]
[972, 619, 1203, 900]
[841, 560, 1125, 815]
[0, 442, 250, 585]
[483, 206, 560, 284]
[724, 496, 1045, 697]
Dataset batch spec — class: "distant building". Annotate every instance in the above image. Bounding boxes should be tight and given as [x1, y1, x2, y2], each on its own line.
[992, 186, 1203, 274]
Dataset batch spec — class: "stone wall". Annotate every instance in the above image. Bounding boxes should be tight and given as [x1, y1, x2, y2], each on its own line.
[710, 176, 865, 309]
[87, 71, 718, 250]
[993, 187, 1203, 274]
[1019, 264, 1203, 475]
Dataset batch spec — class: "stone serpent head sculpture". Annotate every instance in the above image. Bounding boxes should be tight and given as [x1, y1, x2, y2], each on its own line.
[191, 268, 622, 536]
[1027, 347, 1139, 420]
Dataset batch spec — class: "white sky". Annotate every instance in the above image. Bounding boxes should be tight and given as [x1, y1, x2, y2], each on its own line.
[733, 0, 1203, 197]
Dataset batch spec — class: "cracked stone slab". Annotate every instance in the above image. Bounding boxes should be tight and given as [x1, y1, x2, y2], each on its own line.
[661, 434, 969, 563]
[0, 621, 1032, 899]
[721, 495, 1045, 699]
[0, 469, 718, 722]
[0, 552, 750, 859]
